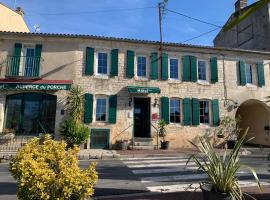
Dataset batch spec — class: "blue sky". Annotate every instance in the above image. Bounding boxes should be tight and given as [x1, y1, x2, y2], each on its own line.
[2, 0, 257, 46]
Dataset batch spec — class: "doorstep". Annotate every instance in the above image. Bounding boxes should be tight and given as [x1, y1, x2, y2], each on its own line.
[79, 149, 120, 160]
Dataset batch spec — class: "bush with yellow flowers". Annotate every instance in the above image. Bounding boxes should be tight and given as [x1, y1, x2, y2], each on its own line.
[9, 135, 98, 200]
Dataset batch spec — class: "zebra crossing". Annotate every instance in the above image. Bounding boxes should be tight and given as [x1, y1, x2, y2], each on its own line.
[121, 155, 270, 193]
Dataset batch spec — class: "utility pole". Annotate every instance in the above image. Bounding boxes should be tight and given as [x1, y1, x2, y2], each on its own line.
[158, 0, 168, 77]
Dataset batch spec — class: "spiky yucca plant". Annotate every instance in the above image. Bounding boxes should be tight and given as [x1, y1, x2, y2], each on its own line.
[67, 85, 84, 122]
[187, 129, 261, 200]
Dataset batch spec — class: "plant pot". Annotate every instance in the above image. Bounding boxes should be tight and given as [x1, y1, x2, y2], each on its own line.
[227, 140, 236, 149]
[116, 140, 128, 150]
[160, 141, 170, 150]
[201, 184, 231, 200]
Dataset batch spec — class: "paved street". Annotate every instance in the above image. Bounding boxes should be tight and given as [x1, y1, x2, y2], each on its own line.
[0, 154, 269, 200]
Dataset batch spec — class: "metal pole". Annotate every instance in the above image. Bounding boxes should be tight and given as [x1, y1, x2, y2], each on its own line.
[158, 2, 163, 77]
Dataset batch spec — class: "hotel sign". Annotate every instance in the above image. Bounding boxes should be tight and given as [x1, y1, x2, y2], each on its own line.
[0, 83, 71, 90]
[127, 86, 161, 94]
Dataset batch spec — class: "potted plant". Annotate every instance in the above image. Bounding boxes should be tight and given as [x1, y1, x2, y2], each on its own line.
[115, 139, 128, 150]
[216, 116, 241, 149]
[158, 119, 169, 150]
[187, 129, 261, 200]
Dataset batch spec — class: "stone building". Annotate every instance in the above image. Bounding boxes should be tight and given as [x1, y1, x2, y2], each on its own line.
[214, 0, 270, 51]
[0, 31, 270, 149]
[0, 3, 30, 32]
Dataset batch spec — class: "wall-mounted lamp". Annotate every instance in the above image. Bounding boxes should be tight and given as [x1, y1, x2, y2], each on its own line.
[223, 98, 238, 109]
[264, 126, 270, 135]
[129, 97, 132, 107]
[153, 98, 159, 107]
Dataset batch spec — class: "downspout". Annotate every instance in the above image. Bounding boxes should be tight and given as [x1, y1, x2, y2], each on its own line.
[221, 53, 228, 108]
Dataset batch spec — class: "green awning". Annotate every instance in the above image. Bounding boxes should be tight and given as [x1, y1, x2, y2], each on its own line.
[127, 86, 160, 94]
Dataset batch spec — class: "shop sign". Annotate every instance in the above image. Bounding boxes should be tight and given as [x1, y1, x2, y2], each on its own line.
[0, 83, 71, 90]
[127, 86, 161, 94]
[152, 113, 159, 121]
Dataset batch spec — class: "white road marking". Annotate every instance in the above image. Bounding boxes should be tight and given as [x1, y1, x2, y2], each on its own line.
[121, 156, 189, 161]
[141, 173, 207, 183]
[132, 168, 199, 175]
[126, 162, 198, 168]
[123, 159, 191, 164]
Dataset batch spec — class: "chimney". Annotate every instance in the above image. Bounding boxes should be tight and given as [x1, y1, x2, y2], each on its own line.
[235, 0, 248, 12]
[15, 7, 25, 17]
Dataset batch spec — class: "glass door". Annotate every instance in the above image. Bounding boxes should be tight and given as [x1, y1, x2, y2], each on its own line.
[24, 47, 35, 77]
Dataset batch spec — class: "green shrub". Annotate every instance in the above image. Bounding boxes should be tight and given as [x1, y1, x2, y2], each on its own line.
[10, 135, 98, 200]
[60, 118, 89, 148]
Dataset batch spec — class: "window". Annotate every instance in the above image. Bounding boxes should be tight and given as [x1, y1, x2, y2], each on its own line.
[96, 97, 107, 121]
[245, 63, 253, 84]
[23, 47, 36, 76]
[199, 100, 210, 124]
[169, 58, 179, 79]
[198, 60, 207, 81]
[137, 56, 147, 77]
[97, 52, 108, 75]
[170, 98, 181, 123]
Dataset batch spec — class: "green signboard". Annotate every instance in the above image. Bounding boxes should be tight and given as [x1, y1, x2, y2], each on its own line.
[127, 86, 160, 94]
[0, 83, 71, 90]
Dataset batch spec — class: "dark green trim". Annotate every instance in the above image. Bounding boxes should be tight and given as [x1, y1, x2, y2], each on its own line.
[192, 98, 200, 126]
[183, 98, 191, 125]
[212, 99, 220, 126]
[0, 83, 71, 90]
[85, 47, 94, 75]
[11, 43, 22, 76]
[257, 63, 265, 87]
[239, 60, 246, 86]
[90, 129, 110, 149]
[127, 86, 160, 94]
[210, 57, 218, 83]
[150, 52, 158, 80]
[109, 95, 117, 124]
[34, 44, 42, 77]
[84, 93, 93, 123]
[126, 50, 135, 78]
[110, 49, 119, 77]
[160, 97, 169, 124]
[182, 56, 191, 81]
[161, 53, 168, 80]
[190, 56, 197, 82]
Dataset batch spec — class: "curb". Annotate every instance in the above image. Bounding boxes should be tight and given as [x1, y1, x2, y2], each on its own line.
[91, 192, 160, 200]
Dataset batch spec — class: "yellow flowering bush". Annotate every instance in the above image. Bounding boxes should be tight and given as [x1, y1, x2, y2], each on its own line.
[9, 135, 98, 200]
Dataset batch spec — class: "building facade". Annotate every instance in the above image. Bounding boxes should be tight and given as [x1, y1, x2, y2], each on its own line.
[0, 31, 270, 148]
[0, 3, 30, 33]
[214, 0, 270, 51]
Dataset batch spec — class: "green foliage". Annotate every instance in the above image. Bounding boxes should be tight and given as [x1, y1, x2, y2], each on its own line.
[224, 0, 270, 31]
[158, 119, 168, 142]
[187, 130, 261, 200]
[60, 118, 89, 148]
[67, 85, 85, 122]
[216, 116, 241, 141]
[9, 135, 98, 200]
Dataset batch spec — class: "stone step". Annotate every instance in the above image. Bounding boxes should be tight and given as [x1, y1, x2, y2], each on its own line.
[133, 137, 153, 142]
[129, 145, 156, 150]
[133, 141, 153, 146]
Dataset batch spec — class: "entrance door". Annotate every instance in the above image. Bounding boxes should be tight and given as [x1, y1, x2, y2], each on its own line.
[134, 98, 150, 138]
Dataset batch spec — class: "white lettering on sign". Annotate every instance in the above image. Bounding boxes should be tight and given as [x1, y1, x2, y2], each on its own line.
[137, 89, 148, 93]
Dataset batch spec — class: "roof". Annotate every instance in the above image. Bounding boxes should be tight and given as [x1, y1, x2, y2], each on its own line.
[1, 30, 270, 55]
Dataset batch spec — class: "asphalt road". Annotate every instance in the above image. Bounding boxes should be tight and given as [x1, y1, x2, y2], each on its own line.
[0, 155, 269, 200]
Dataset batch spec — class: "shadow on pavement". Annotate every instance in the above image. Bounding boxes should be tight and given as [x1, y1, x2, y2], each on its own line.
[0, 182, 17, 195]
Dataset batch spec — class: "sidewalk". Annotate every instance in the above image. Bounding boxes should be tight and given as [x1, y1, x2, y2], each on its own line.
[93, 186, 270, 200]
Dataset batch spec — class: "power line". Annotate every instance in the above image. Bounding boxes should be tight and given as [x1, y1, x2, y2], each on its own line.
[25, 6, 157, 16]
[181, 27, 221, 43]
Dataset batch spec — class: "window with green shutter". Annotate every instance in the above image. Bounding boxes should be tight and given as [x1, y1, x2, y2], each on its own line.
[110, 49, 118, 77]
[192, 98, 200, 126]
[161, 97, 169, 124]
[84, 93, 93, 123]
[85, 47, 94, 75]
[161, 53, 168, 80]
[183, 98, 191, 125]
[11, 43, 22, 76]
[190, 56, 197, 82]
[109, 95, 117, 123]
[182, 56, 191, 81]
[238, 60, 246, 86]
[33, 44, 42, 77]
[212, 99, 220, 126]
[210, 57, 218, 83]
[257, 63, 265, 87]
[151, 52, 158, 80]
[126, 50, 134, 78]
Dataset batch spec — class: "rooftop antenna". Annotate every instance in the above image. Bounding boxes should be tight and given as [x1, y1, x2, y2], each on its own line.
[14, 0, 17, 9]
[34, 24, 41, 33]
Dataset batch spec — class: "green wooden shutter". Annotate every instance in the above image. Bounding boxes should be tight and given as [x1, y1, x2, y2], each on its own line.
[11, 43, 22, 76]
[161, 53, 168, 80]
[34, 44, 42, 77]
[210, 57, 218, 83]
[85, 47, 94, 75]
[161, 97, 169, 124]
[182, 56, 191, 81]
[239, 60, 246, 86]
[192, 98, 200, 126]
[110, 49, 118, 77]
[151, 52, 158, 80]
[257, 63, 265, 87]
[212, 99, 220, 126]
[126, 50, 134, 78]
[183, 98, 191, 125]
[190, 56, 197, 82]
[84, 93, 93, 123]
[109, 95, 117, 123]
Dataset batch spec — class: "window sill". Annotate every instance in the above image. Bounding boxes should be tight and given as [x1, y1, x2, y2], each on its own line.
[92, 121, 110, 126]
[168, 79, 181, 84]
[94, 74, 109, 79]
[197, 80, 210, 86]
[199, 123, 211, 128]
[135, 77, 149, 81]
[169, 123, 182, 127]
[245, 83, 257, 89]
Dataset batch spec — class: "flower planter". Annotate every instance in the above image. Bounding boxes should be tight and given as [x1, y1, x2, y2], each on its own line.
[201, 184, 231, 200]
[115, 140, 128, 150]
[160, 141, 170, 150]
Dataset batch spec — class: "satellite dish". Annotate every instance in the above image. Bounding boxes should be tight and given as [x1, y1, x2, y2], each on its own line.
[34, 24, 41, 33]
